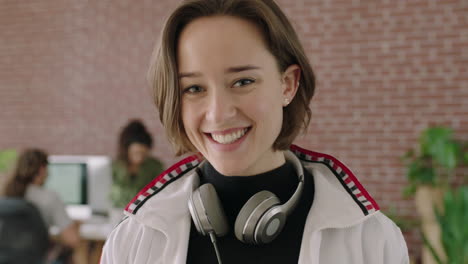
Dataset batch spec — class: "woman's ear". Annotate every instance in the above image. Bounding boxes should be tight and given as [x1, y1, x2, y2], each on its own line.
[281, 64, 301, 106]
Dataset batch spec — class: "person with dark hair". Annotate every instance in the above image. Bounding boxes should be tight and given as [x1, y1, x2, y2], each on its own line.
[102, 1, 408, 263]
[110, 119, 164, 208]
[3, 148, 80, 253]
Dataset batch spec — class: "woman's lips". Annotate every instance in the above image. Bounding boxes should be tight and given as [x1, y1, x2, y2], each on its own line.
[205, 127, 252, 151]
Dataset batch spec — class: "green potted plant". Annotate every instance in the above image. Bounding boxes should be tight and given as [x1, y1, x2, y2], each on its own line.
[0, 149, 17, 195]
[0, 149, 17, 173]
[402, 126, 467, 264]
[423, 186, 468, 264]
[403, 126, 465, 196]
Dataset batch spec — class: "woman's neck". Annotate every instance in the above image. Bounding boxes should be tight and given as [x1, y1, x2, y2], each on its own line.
[218, 150, 286, 177]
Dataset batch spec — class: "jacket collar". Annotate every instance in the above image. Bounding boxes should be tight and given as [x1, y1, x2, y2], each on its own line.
[125, 147, 379, 234]
[124, 147, 380, 263]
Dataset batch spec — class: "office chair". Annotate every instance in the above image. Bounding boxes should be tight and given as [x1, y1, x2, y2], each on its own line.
[0, 198, 50, 264]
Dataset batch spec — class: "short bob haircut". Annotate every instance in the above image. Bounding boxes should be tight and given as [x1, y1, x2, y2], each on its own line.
[148, 0, 315, 156]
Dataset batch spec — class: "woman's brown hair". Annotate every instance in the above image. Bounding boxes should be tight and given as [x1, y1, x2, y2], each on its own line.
[148, 0, 315, 155]
[4, 148, 48, 197]
[116, 119, 153, 166]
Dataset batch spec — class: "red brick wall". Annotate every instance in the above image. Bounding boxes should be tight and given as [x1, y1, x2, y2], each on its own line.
[1, 0, 467, 260]
[0, 0, 181, 159]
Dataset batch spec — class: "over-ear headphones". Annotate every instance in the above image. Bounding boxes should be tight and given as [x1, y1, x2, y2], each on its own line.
[188, 151, 304, 245]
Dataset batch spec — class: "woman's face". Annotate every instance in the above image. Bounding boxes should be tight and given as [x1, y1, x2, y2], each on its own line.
[34, 165, 48, 186]
[128, 143, 150, 166]
[178, 16, 299, 176]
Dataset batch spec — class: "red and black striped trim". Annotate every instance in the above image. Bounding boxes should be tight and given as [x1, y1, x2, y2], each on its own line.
[125, 155, 203, 214]
[126, 146, 378, 216]
[290, 145, 379, 215]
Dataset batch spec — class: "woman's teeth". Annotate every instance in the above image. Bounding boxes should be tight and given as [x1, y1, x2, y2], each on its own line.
[211, 128, 248, 144]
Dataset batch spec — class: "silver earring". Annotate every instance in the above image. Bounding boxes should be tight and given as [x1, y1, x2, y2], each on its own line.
[283, 98, 290, 106]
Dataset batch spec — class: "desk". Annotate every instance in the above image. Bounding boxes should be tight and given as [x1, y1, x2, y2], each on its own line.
[76, 215, 117, 264]
[66, 205, 118, 239]
[51, 206, 121, 264]
[80, 216, 114, 240]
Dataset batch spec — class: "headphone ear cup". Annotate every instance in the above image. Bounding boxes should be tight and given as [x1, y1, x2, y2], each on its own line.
[188, 184, 229, 237]
[188, 186, 208, 235]
[234, 191, 280, 244]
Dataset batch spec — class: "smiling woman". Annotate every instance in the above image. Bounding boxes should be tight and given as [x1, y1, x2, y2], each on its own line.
[101, 1, 409, 264]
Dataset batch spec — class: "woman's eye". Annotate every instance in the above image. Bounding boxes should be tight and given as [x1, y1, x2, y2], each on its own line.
[183, 85, 203, 94]
[233, 78, 255, 87]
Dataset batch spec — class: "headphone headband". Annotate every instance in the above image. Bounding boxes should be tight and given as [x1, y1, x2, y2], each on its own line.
[279, 151, 304, 216]
[188, 150, 304, 246]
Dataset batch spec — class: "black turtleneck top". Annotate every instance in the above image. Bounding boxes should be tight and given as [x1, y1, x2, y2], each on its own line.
[186, 160, 314, 264]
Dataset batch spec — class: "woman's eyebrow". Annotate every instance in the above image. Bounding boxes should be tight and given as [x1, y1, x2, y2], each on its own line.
[178, 65, 261, 79]
[179, 72, 202, 79]
[225, 65, 261, 73]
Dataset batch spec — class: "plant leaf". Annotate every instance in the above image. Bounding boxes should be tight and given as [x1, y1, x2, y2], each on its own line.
[421, 127, 452, 157]
[403, 184, 417, 197]
[435, 186, 468, 263]
[0, 149, 17, 173]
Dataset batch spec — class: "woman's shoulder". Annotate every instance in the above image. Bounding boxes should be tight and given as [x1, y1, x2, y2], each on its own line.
[143, 156, 164, 168]
[368, 212, 408, 245]
[25, 184, 60, 202]
[24, 185, 66, 222]
[359, 212, 404, 237]
[361, 212, 409, 262]
[312, 212, 409, 264]
[101, 216, 167, 264]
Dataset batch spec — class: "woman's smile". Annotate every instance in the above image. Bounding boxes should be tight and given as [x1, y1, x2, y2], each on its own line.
[208, 127, 250, 145]
[203, 126, 252, 153]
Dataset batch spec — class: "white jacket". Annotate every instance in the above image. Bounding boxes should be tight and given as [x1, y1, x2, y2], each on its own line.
[101, 145, 409, 264]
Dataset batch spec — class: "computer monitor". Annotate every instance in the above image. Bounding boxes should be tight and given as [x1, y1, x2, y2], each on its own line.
[46, 155, 112, 216]
[45, 163, 87, 205]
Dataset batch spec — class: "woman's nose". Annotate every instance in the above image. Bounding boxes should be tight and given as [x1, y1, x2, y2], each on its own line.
[205, 89, 237, 123]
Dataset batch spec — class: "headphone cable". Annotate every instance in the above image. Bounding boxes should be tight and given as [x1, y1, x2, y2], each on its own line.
[209, 231, 223, 264]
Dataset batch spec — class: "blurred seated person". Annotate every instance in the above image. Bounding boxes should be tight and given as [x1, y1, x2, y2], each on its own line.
[110, 120, 164, 208]
[3, 149, 80, 254]
[0, 198, 49, 264]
